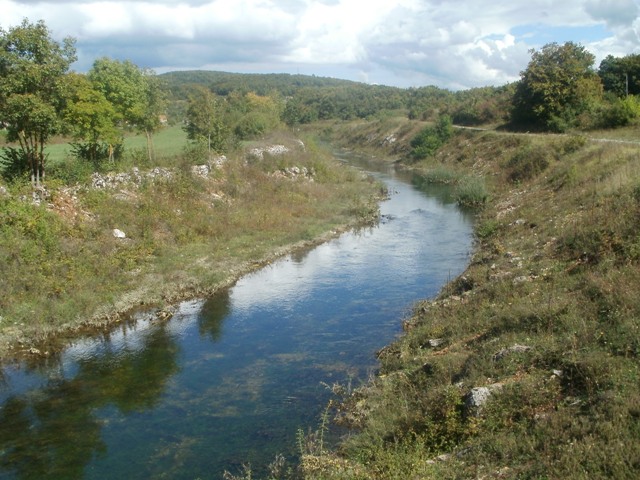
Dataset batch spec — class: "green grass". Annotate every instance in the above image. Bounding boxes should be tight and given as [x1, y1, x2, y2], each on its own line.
[122, 125, 189, 159]
[40, 126, 189, 166]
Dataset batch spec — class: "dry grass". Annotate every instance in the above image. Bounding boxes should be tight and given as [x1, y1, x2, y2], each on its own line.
[308, 120, 640, 479]
[0, 131, 382, 357]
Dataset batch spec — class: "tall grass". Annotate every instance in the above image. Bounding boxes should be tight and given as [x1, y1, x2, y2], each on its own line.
[454, 175, 488, 207]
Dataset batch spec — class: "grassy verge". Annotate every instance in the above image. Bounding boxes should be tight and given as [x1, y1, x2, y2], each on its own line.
[300, 122, 640, 479]
[0, 130, 383, 358]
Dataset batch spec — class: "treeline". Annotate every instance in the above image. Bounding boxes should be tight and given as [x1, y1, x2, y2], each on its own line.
[163, 40, 640, 134]
[2, 18, 640, 187]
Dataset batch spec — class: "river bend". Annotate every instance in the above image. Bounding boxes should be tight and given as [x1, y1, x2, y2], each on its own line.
[0, 157, 474, 479]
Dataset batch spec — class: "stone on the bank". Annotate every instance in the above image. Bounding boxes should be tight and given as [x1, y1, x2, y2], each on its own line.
[493, 344, 532, 361]
[113, 228, 126, 239]
[464, 383, 504, 415]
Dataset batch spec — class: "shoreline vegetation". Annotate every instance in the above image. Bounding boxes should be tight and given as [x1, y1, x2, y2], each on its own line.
[2, 114, 639, 478]
[291, 118, 640, 480]
[0, 129, 384, 361]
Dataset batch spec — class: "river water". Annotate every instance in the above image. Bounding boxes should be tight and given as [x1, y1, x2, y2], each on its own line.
[0, 157, 474, 479]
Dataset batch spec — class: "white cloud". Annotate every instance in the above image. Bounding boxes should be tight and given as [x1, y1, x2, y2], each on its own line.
[1, 0, 639, 88]
[585, 0, 639, 27]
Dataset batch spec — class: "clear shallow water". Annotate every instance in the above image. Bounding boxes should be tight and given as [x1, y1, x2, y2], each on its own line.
[0, 159, 474, 479]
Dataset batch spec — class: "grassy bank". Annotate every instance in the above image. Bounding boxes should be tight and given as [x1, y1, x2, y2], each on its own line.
[301, 120, 640, 479]
[0, 130, 383, 358]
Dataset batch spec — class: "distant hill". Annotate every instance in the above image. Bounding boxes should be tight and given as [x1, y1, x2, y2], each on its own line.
[159, 70, 410, 124]
[159, 70, 365, 99]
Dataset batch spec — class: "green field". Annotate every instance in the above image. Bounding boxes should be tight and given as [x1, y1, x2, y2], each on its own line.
[40, 126, 189, 166]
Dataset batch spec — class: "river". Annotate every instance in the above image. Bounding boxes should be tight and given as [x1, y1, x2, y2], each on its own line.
[0, 156, 474, 479]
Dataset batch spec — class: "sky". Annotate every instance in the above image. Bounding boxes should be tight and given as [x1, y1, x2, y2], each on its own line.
[1, 0, 639, 89]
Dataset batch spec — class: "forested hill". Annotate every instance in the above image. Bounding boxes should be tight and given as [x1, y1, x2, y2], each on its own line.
[160, 70, 381, 98]
[160, 69, 411, 124]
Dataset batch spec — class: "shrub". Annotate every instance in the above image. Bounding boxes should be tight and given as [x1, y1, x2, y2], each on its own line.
[69, 141, 124, 166]
[0, 147, 30, 181]
[410, 115, 453, 160]
[553, 135, 587, 156]
[507, 144, 550, 182]
[48, 157, 94, 184]
[598, 95, 640, 128]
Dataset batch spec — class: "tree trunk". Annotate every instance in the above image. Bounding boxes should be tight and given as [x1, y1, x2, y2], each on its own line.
[146, 129, 155, 164]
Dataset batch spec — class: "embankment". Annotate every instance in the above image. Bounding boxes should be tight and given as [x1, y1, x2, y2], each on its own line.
[304, 119, 640, 479]
[0, 132, 383, 360]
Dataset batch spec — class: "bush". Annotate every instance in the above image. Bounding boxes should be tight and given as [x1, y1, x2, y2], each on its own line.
[598, 95, 640, 128]
[553, 135, 587, 156]
[48, 157, 94, 184]
[507, 144, 550, 182]
[70, 141, 124, 166]
[0, 147, 30, 181]
[410, 115, 453, 160]
[234, 111, 271, 139]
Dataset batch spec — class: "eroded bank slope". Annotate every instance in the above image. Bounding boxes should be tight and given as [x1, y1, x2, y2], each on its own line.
[304, 120, 640, 479]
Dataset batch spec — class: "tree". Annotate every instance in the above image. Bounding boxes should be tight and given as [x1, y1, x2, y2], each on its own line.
[512, 42, 602, 131]
[138, 72, 167, 162]
[598, 54, 640, 97]
[62, 73, 120, 164]
[0, 19, 76, 186]
[88, 58, 165, 162]
[183, 86, 228, 156]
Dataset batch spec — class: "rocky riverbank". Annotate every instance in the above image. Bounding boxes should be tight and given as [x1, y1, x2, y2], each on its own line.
[301, 119, 640, 479]
[0, 134, 382, 361]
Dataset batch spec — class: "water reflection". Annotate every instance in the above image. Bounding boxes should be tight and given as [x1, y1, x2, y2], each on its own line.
[0, 159, 474, 479]
[0, 325, 179, 479]
[197, 294, 230, 342]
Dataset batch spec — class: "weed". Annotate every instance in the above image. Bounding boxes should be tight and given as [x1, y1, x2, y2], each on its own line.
[475, 219, 500, 239]
[454, 175, 488, 207]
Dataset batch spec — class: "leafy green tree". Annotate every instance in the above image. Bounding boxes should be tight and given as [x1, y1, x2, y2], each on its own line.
[184, 86, 228, 156]
[598, 54, 640, 97]
[0, 19, 76, 186]
[88, 58, 165, 162]
[512, 42, 602, 131]
[62, 73, 120, 164]
[88, 58, 146, 125]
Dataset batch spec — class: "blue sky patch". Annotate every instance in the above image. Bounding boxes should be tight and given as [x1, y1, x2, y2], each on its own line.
[511, 23, 611, 46]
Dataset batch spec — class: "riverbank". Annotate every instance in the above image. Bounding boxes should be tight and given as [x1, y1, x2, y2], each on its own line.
[0, 132, 383, 361]
[303, 119, 640, 479]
